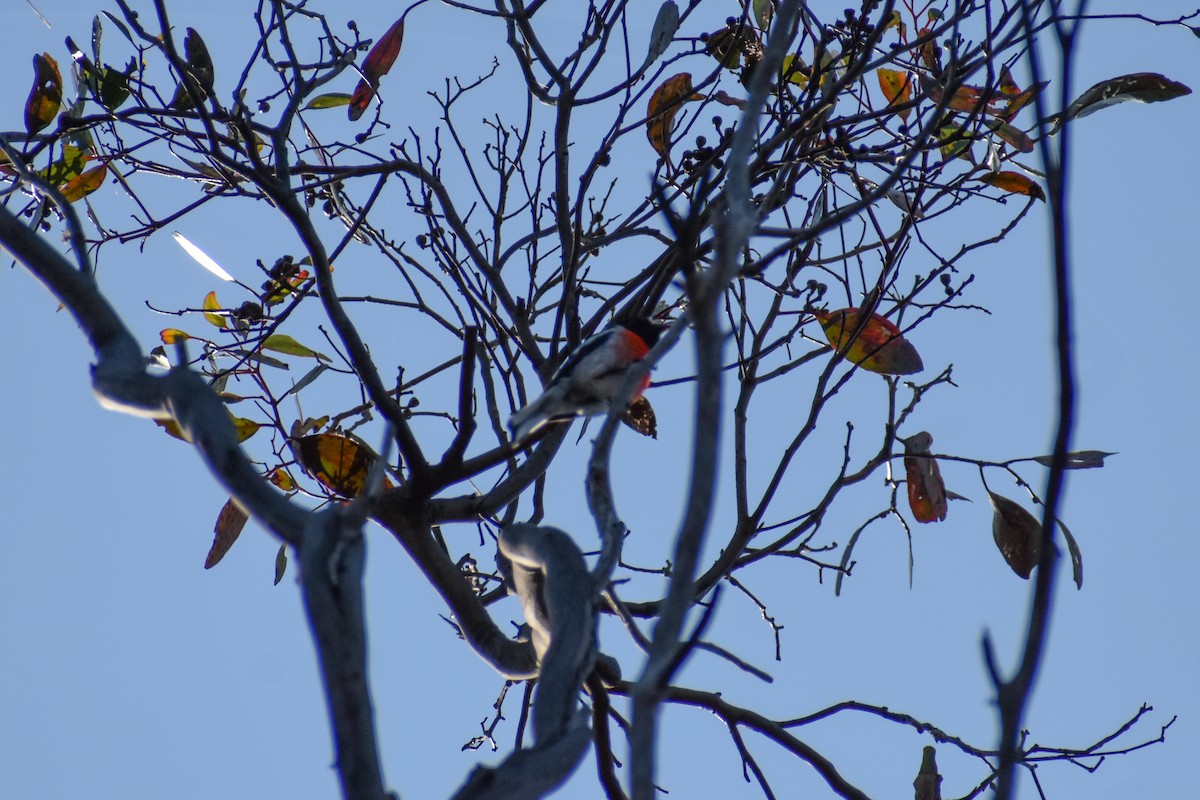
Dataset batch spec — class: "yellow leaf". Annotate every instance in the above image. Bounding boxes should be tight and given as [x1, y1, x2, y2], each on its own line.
[262, 334, 327, 360]
[203, 290, 227, 329]
[296, 432, 393, 499]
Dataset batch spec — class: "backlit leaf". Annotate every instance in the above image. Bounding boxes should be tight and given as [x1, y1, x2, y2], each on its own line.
[903, 432, 946, 523]
[297, 432, 393, 499]
[1031, 450, 1115, 470]
[877, 68, 913, 121]
[173, 231, 235, 282]
[262, 334, 328, 360]
[753, 0, 774, 29]
[938, 126, 974, 161]
[230, 416, 262, 442]
[621, 395, 658, 439]
[646, 73, 702, 157]
[40, 146, 90, 186]
[304, 93, 353, 110]
[268, 468, 297, 491]
[812, 308, 923, 375]
[160, 328, 190, 344]
[205, 499, 248, 569]
[349, 19, 405, 121]
[202, 290, 227, 329]
[1054, 73, 1191, 129]
[60, 164, 107, 202]
[980, 171, 1045, 201]
[25, 53, 62, 135]
[155, 412, 260, 443]
[988, 492, 1041, 579]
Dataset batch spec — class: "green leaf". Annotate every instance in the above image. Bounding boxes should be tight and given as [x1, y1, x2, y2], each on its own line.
[262, 334, 329, 360]
[1058, 519, 1084, 590]
[202, 290, 227, 329]
[304, 93, 353, 110]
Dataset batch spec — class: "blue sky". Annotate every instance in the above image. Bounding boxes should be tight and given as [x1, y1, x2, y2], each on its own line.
[2, 1, 1197, 798]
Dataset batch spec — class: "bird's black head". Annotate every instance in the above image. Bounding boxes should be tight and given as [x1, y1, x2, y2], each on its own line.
[621, 318, 666, 349]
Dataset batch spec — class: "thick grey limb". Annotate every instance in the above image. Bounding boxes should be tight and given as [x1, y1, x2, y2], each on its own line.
[450, 523, 601, 798]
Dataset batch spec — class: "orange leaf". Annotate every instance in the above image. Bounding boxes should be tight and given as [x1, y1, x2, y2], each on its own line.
[646, 73, 702, 158]
[60, 164, 107, 202]
[980, 171, 1045, 201]
[349, 19, 404, 121]
[877, 68, 913, 121]
[297, 432, 393, 498]
[903, 432, 946, 523]
[812, 308, 923, 375]
[160, 328, 190, 344]
[25, 53, 62, 135]
[205, 498, 248, 569]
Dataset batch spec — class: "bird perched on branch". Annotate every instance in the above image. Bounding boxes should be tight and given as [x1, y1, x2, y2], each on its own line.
[508, 319, 664, 443]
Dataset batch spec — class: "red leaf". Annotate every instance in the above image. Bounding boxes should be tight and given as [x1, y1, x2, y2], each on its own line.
[349, 19, 405, 121]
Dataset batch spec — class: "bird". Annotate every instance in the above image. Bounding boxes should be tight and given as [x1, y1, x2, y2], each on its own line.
[507, 318, 664, 443]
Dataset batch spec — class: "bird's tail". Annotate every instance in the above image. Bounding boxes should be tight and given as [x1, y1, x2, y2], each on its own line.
[507, 395, 552, 443]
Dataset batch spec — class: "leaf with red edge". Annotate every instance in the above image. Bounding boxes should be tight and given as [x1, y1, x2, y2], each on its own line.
[903, 432, 946, 523]
[980, 171, 1045, 201]
[646, 73, 702, 157]
[205, 498, 248, 569]
[25, 53, 62, 135]
[349, 19, 405, 121]
[988, 492, 1041, 579]
[877, 68, 913, 121]
[812, 308, 923, 375]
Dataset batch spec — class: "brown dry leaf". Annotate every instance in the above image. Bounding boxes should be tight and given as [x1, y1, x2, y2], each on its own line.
[988, 492, 1041, 579]
[205, 499, 248, 569]
[646, 73, 701, 157]
[620, 395, 658, 438]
